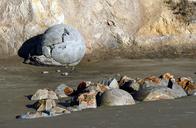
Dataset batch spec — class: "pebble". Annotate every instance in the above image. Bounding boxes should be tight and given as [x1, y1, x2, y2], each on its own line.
[42, 71, 49, 74]
[56, 69, 61, 73]
[64, 86, 74, 96]
[61, 72, 69, 76]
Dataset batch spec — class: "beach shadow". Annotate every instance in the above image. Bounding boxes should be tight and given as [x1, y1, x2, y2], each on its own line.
[18, 34, 43, 63]
[26, 104, 35, 109]
[25, 95, 33, 100]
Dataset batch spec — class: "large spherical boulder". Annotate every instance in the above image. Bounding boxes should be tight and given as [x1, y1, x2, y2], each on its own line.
[40, 24, 86, 66]
[100, 89, 135, 106]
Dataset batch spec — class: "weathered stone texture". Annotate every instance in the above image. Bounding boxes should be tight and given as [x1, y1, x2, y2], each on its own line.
[0, 0, 196, 58]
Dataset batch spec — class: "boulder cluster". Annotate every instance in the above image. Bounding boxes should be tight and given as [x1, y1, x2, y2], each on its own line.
[18, 73, 196, 119]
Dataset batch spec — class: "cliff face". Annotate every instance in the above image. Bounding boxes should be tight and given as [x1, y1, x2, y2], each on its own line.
[0, 0, 196, 58]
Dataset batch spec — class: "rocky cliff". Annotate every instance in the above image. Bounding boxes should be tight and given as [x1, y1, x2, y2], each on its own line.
[0, 0, 196, 59]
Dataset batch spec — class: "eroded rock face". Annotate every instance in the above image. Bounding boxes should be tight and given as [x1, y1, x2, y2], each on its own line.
[1, 0, 196, 59]
[0, 0, 142, 58]
[0, 0, 65, 57]
[135, 0, 196, 52]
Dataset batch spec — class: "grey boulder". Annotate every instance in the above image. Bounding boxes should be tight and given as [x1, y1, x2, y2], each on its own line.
[55, 84, 69, 98]
[136, 86, 176, 101]
[168, 79, 187, 97]
[136, 85, 186, 102]
[100, 89, 135, 106]
[35, 24, 86, 66]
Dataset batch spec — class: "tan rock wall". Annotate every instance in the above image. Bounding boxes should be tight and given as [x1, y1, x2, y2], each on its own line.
[0, 0, 195, 58]
[0, 0, 142, 58]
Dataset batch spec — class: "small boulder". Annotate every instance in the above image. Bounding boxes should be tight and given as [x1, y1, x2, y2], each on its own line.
[136, 86, 179, 101]
[118, 75, 134, 86]
[96, 83, 110, 93]
[100, 89, 135, 106]
[76, 81, 88, 94]
[31, 89, 58, 100]
[78, 92, 97, 110]
[64, 86, 74, 96]
[139, 76, 170, 90]
[49, 107, 70, 116]
[168, 79, 187, 97]
[33, 99, 56, 112]
[160, 72, 174, 80]
[108, 78, 119, 89]
[176, 77, 196, 95]
[55, 84, 69, 98]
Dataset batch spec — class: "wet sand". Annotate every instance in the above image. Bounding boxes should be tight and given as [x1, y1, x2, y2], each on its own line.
[0, 57, 196, 128]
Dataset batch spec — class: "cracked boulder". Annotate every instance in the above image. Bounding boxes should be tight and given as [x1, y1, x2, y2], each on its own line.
[33, 24, 86, 66]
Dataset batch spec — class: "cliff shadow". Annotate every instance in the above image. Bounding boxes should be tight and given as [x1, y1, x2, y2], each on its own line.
[18, 34, 43, 63]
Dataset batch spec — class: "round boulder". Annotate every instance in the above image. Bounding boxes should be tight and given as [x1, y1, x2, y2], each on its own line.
[40, 24, 86, 66]
[100, 89, 135, 106]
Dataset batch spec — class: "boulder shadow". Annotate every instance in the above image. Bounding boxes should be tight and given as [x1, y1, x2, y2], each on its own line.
[18, 34, 43, 63]
[25, 95, 33, 100]
[26, 104, 35, 109]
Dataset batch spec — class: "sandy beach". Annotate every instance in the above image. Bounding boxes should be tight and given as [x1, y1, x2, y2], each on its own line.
[0, 57, 196, 128]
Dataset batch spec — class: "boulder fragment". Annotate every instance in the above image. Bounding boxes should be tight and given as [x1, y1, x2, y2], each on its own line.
[108, 78, 119, 89]
[18, 112, 49, 119]
[64, 86, 74, 96]
[78, 92, 97, 110]
[33, 99, 56, 112]
[176, 77, 196, 95]
[49, 107, 71, 116]
[55, 84, 69, 98]
[31, 89, 58, 100]
[96, 83, 110, 93]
